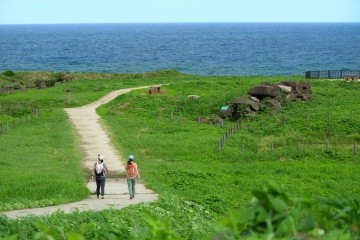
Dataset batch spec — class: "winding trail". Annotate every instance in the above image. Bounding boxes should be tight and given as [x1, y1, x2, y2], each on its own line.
[2, 86, 158, 219]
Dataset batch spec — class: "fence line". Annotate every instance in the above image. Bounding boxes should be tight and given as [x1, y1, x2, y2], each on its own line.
[248, 112, 360, 128]
[234, 142, 358, 160]
[0, 108, 40, 135]
[216, 111, 360, 159]
[124, 108, 359, 159]
[0, 102, 39, 114]
[217, 120, 241, 154]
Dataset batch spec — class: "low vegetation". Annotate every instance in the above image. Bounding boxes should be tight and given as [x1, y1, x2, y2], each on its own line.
[0, 70, 359, 239]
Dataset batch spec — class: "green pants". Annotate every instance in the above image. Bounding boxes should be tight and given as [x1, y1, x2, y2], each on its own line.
[127, 178, 136, 198]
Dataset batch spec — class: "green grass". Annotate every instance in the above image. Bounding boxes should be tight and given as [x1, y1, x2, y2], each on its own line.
[0, 109, 89, 211]
[98, 78, 360, 213]
[1, 71, 360, 239]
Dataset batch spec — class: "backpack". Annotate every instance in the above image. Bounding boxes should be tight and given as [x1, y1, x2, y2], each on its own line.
[127, 163, 137, 178]
[95, 162, 104, 176]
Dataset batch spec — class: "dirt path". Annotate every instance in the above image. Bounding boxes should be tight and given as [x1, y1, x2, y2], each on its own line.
[2, 86, 158, 219]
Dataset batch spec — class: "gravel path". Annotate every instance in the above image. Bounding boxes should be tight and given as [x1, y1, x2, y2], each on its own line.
[2, 86, 159, 219]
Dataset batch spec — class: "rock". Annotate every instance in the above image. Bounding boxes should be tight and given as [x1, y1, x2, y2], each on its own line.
[35, 80, 46, 89]
[233, 96, 260, 111]
[262, 99, 282, 115]
[212, 117, 224, 125]
[219, 80, 312, 119]
[277, 84, 292, 93]
[248, 84, 280, 99]
[280, 80, 311, 93]
[250, 96, 260, 102]
[187, 95, 200, 100]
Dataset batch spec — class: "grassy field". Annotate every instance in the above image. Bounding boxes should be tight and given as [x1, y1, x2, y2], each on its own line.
[0, 71, 360, 239]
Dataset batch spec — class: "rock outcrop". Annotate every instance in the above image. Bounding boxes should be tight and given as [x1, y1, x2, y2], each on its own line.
[219, 80, 312, 119]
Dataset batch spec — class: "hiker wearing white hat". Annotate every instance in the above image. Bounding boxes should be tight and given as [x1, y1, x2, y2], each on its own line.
[92, 154, 108, 199]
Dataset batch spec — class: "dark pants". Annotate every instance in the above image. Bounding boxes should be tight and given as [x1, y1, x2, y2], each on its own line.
[96, 177, 105, 196]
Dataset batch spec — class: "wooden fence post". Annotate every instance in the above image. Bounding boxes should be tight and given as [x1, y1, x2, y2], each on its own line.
[170, 110, 174, 120]
[13, 119, 16, 128]
[241, 144, 245, 159]
[19, 116, 22, 125]
[354, 143, 357, 160]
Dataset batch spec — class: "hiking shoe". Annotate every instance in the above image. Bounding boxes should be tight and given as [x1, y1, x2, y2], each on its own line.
[102, 196, 104, 199]
[97, 195, 99, 199]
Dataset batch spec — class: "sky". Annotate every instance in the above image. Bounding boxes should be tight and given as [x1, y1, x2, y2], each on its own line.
[0, 0, 359, 24]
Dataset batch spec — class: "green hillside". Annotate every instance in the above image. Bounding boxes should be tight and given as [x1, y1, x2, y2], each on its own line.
[0, 71, 359, 239]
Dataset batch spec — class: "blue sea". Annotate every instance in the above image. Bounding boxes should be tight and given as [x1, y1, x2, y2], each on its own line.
[0, 23, 359, 76]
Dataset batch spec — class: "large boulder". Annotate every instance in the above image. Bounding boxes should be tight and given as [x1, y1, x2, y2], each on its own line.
[277, 84, 292, 93]
[233, 96, 260, 111]
[289, 93, 312, 101]
[218, 80, 312, 120]
[262, 99, 282, 115]
[280, 80, 311, 93]
[248, 84, 280, 99]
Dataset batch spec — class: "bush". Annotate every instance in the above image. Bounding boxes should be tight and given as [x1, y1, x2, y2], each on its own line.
[215, 182, 360, 239]
[2, 70, 15, 77]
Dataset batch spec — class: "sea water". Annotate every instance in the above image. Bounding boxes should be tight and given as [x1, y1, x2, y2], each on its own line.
[0, 23, 359, 76]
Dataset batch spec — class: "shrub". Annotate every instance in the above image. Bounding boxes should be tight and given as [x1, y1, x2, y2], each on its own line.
[215, 182, 360, 239]
[2, 70, 15, 77]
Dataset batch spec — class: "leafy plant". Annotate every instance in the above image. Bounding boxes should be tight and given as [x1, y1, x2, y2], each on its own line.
[214, 183, 359, 239]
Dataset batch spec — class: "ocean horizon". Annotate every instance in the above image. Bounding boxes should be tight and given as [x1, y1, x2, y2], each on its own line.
[1, 22, 359, 76]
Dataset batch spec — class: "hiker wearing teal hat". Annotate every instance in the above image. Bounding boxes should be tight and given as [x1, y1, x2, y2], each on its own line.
[125, 154, 140, 199]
